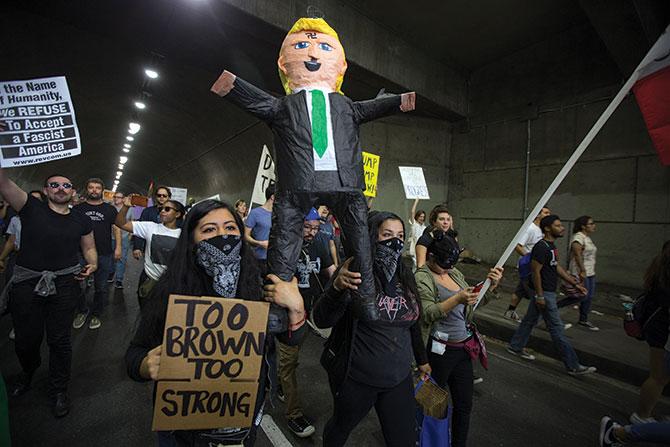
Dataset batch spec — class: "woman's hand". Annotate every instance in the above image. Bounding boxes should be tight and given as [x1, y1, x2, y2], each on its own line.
[418, 363, 432, 380]
[141, 345, 162, 381]
[263, 274, 304, 313]
[333, 257, 362, 291]
[487, 266, 504, 291]
[454, 287, 478, 306]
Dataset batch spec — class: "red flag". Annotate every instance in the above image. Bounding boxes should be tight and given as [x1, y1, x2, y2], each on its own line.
[632, 30, 670, 166]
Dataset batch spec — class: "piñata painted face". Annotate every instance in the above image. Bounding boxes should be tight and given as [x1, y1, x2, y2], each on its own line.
[278, 29, 347, 93]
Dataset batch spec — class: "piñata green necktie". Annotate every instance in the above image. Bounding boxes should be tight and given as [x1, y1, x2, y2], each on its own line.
[311, 90, 328, 158]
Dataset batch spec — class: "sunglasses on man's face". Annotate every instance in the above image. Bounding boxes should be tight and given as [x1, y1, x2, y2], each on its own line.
[158, 206, 177, 213]
[48, 182, 73, 190]
[156, 193, 169, 198]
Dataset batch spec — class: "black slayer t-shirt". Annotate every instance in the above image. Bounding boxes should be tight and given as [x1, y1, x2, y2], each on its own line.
[17, 196, 93, 271]
[349, 283, 420, 388]
[528, 239, 559, 292]
[73, 202, 118, 255]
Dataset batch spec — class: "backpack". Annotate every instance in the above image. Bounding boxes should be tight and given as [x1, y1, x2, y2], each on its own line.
[623, 292, 663, 340]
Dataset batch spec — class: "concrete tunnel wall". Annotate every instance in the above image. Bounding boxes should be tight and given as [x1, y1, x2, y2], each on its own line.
[448, 23, 670, 289]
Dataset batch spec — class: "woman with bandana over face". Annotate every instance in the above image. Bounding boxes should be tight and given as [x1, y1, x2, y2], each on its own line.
[312, 211, 431, 447]
[415, 231, 503, 447]
[125, 200, 307, 447]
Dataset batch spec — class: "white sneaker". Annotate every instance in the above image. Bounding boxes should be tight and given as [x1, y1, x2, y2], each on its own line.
[473, 376, 484, 385]
[506, 346, 536, 361]
[504, 310, 521, 322]
[568, 365, 596, 376]
[89, 317, 101, 330]
[73, 312, 88, 329]
[630, 412, 656, 424]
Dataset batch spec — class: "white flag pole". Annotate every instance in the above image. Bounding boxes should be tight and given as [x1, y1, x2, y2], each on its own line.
[474, 25, 670, 310]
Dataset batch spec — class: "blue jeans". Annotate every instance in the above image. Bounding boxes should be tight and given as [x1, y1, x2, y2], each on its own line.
[578, 275, 596, 322]
[78, 254, 113, 317]
[509, 291, 580, 370]
[111, 236, 129, 283]
[626, 422, 670, 442]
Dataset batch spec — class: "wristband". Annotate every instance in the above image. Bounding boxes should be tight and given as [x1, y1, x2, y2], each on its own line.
[534, 295, 544, 300]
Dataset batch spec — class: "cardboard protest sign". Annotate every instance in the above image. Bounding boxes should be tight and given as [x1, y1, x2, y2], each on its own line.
[398, 166, 430, 200]
[362, 151, 380, 197]
[103, 190, 115, 203]
[169, 187, 188, 205]
[250, 145, 276, 206]
[0, 76, 81, 168]
[152, 295, 269, 431]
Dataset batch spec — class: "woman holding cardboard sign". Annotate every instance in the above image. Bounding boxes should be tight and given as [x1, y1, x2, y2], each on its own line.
[313, 211, 431, 446]
[126, 199, 306, 447]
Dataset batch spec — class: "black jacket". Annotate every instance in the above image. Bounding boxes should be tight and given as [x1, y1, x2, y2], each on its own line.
[224, 77, 402, 193]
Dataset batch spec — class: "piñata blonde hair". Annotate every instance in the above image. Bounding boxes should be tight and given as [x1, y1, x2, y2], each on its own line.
[278, 17, 346, 95]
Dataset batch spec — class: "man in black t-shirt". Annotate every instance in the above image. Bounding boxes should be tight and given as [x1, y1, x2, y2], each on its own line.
[0, 169, 97, 418]
[73, 178, 121, 330]
[278, 208, 335, 438]
[508, 215, 596, 376]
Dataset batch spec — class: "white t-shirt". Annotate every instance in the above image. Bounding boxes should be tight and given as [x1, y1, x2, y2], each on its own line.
[569, 232, 597, 277]
[132, 221, 181, 280]
[6, 216, 21, 250]
[405, 221, 426, 263]
[517, 223, 543, 255]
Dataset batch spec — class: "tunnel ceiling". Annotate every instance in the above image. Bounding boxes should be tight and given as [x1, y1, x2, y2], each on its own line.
[2, 0, 667, 199]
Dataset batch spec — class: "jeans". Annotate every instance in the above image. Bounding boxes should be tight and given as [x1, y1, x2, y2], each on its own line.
[626, 422, 670, 442]
[111, 236, 129, 283]
[323, 374, 416, 447]
[429, 345, 473, 447]
[78, 253, 113, 317]
[579, 276, 596, 322]
[9, 275, 78, 397]
[278, 338, 306, 419]
[509, 291, 580, 370]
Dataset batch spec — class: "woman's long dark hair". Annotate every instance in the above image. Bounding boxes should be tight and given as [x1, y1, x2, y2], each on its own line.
[644, 240, 670, 293]
[573, 215, 591, 234]
[143, 199, 262, 332]
[368, 211, 419, 301]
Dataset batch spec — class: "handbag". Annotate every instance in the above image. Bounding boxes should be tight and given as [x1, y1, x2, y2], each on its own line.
[463, 324, 489, 370]
[414, 376, 451, 447]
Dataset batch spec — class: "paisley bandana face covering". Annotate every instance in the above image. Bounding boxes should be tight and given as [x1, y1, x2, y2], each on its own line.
[373, 237, 404, 297]
[195, 235, 242, 297]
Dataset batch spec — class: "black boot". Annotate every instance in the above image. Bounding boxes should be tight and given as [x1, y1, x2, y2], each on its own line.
[52, 392, 70, 418]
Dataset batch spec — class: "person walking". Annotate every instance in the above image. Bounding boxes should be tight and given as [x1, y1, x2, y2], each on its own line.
[631, 240, 670, 424]
[568, 215, 599, 331]
[416, 231, 503, 447]
[245, 185, 274, 275]
[504, 206, 551, 322]
[72, 178, 121, 330]
[115, 196, 183, 307]
[0, 172, 97, 417]
[415, 204, 454, 268]
[131, 186, 172, 260]
[313, 211, 430, 447]
[110, 191, 133, 289]
[278, 208, 335, 438]
[507, 215, 596, 376]
[125, 199, 306, 446]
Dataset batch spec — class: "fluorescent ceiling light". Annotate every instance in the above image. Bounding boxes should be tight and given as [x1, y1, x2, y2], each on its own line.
[128, 122, 141, 134]
[134, 101, 146, 110]
[124, 144, 131, 148]
[122, 148, 130, 153]
[144, 68, 159, 79]
[118, 164, 124, 170]
[120, 156, 128, 164]
[126, 136, 134, 142]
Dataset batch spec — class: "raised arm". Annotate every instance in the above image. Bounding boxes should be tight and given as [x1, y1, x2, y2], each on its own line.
[409, 198, 419, 224]
[0, 170, 27, 213]
[210, 71, 279, 122]
[352, 91, 415, 124]
[114, 197, 134, 233]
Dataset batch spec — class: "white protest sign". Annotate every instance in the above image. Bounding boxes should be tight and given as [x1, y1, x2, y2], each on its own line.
[169, 187, 188, 205]
[0, 76, 81, 168]
[398, 166, 430, 199]
[250, 145, 276, 206]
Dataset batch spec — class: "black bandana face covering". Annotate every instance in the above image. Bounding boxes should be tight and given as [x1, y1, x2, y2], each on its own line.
[195, 235, 242, 297]
[373, 237, 404, 297]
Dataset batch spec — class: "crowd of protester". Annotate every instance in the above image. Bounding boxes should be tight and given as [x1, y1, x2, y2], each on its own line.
[0, 169, 668, 447]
